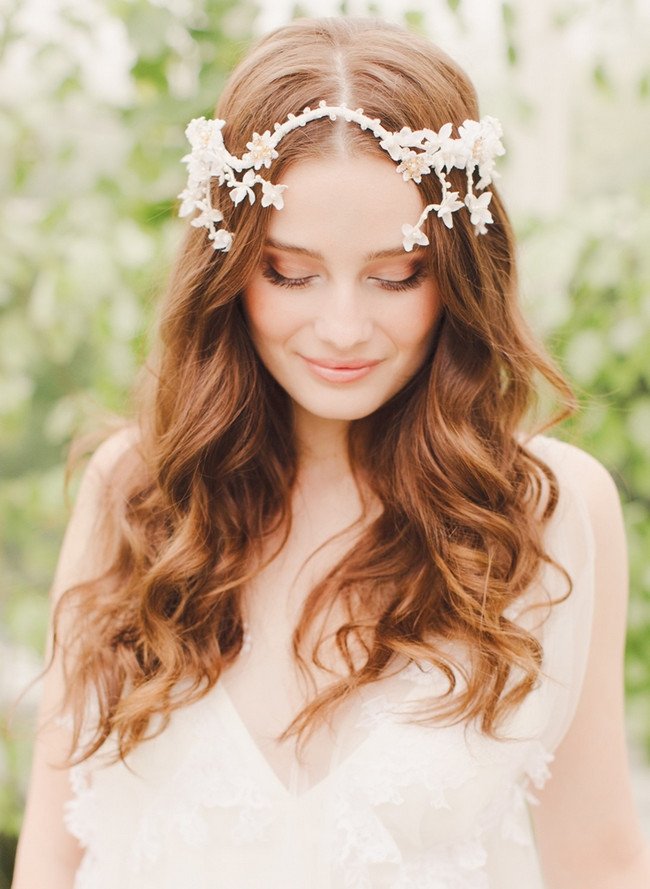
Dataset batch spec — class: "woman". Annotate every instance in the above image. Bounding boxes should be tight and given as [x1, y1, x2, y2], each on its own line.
[12, 15, 650, 889]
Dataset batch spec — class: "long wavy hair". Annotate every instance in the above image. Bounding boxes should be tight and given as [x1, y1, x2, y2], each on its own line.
[49, 16, 578, 767]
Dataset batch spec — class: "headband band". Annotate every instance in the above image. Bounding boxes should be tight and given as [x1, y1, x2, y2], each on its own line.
[177, 100, 505, 253]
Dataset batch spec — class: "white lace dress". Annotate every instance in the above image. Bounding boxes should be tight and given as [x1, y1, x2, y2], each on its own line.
[64, 434, 595, 889]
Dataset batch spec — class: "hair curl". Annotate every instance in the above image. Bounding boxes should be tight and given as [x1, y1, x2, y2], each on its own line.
[48, 16, 578, 768]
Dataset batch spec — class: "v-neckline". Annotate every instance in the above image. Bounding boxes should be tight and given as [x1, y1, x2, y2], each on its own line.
[216, 668, 431, 802]
[216, 681, 331, 800]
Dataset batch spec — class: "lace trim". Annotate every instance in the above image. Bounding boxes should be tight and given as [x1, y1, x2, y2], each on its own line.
[70, 851, 99, 889]
[64, 759, 98, 849]
[59, 709, 105, 889]
[63, 700, 280, 876]
[498, 741, 554, 844]
[130, 705, 278, 871]
[64, 756, 102, 889]
[332, 693, 483, 888]
[330, 694, 555, 888]
[391, 839, 490, 889]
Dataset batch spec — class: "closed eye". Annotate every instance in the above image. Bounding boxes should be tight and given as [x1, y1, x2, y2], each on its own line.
[261, 262, 428, 292]
[261, 263, 314, 289]
[370, 267, 427, 292]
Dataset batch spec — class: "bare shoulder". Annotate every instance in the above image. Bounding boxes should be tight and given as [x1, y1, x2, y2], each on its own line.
[85, 422, 142, 484]
[48, 423, 143, 605]
[527, 433, 622, 522]
[528, 441, 629, 657]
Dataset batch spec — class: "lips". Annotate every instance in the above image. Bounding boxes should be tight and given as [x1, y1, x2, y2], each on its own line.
[302, 357, 382, 369]
[300, 355, 381, 383]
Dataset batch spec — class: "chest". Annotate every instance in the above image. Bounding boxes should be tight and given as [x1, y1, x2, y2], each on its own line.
[218, 489, 387, 789]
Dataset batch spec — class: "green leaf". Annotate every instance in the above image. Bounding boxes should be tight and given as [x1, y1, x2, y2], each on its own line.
[501, 1, 516, 28]
[592, 62, 611, 93]
[404, 10, 426, 32]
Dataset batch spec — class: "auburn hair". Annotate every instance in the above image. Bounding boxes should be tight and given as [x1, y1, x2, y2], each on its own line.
[49, 16, 578, 767]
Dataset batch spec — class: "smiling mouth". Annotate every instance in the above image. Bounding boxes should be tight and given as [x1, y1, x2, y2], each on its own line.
[300, 356, 382, 382]
[302, 357, 382, 369]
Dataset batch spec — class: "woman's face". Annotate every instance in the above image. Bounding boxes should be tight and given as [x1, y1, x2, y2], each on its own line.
[241, 153, 443, 426]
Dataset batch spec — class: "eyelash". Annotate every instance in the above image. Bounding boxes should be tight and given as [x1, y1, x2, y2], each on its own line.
[261, 262, 427, 292]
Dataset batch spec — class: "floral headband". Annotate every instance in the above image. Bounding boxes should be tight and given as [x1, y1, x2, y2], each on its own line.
[177, 100, 506, 253]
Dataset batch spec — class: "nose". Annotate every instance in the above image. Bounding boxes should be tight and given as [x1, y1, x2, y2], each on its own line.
[312, 284, 374, 350]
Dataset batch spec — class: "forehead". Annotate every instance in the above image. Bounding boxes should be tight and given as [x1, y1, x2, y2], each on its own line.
[265, 154, 426, 261]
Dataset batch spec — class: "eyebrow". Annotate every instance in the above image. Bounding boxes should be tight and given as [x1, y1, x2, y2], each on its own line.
[263, 237, 422, 262]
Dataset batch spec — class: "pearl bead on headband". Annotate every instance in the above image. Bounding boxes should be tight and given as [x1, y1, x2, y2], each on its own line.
[177, 100, 506, 253]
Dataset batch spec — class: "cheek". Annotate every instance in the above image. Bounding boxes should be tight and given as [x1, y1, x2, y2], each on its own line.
[389, 285, 442, 349]
[241, 283, 302, 345]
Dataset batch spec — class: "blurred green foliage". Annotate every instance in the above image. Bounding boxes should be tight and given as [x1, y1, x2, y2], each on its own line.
[519, 193, 650, 744]
[1, 0, 649, 880]
[0, 0, 257, 879]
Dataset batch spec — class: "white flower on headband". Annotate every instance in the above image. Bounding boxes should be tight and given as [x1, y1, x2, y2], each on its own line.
[465, 192, 494, 235]
[189, 198, 224, 228]
[396, 150, 433, 184]
[401, 223, 429, 252]
[379, 126, 418, 161]
[243, 131, 279, 170]
[458, 116, 505, 189]
[431, 190, 465, 229]
[177, 185, 205, 218]
[177, 100, 506, 253]
[260, 180, 287, 210]
[208, 228, 233, 251]
[185, 116, 226, 152]
[421, 122, 453, 155]
[433, 135, 468, 174]
[230, 170, 258, 206]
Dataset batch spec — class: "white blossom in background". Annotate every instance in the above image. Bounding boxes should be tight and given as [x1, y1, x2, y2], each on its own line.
[0, 0, 136, 107]
[0, 642, 43, 714]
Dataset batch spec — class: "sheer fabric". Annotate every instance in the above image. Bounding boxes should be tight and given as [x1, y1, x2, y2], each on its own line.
[64, 434, 596, 888]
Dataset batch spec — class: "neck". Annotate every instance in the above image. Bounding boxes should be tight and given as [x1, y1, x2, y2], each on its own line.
[293, 407, 353, 486]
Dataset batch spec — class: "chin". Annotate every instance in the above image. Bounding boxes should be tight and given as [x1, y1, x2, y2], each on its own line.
[295, 397, 388, 422]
